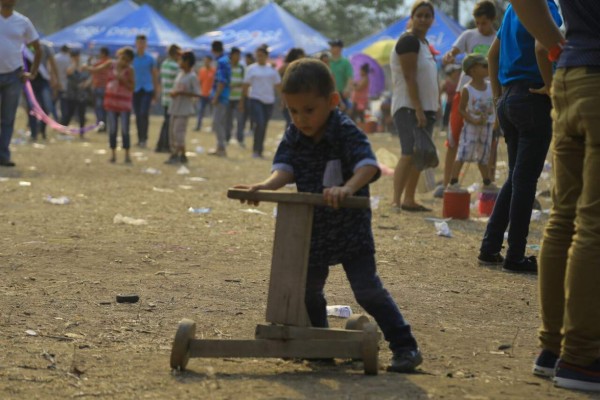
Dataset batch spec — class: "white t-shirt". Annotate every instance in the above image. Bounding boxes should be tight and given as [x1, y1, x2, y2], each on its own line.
[54, 51, 71, 90]
[452, 29, 496, 91]
[244, 64, 281, 104]
[390, 34, 439, 114]
[0, 11, 38, 74]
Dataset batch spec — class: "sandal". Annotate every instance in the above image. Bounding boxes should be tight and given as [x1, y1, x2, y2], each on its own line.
[400, 204, 432, 212]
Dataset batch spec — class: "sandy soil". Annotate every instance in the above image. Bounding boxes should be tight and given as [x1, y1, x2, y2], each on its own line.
[0, 108, 596, 400]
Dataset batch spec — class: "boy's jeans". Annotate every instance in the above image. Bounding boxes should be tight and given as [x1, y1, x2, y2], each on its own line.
[480, 82, 552, 262]
[28, 78, 54, 140]
[225, 99, 245, 144]
[0, 68, 23, 162]
[93, 87, 106, 125]
[107, 111, 131, 150]
[305, 253, 418, 353]
[538, 67, 600, 366]
[133, 89, 153, 144]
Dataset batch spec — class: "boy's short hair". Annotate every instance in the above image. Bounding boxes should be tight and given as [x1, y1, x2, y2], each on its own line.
[181, 51, 196, 67]
[281, 58, 334, 98]
[211, 40, 224, 53]
[257, 44, 269, 56]
[119, 46, 135, 61]
[230, 47, 241, 55]
[135, 34, 147, 41]
[60, 45, 69, 52]
[99, 47, 109, 56]
[473, 0, 497, 19]
[167, 44, 181, 58]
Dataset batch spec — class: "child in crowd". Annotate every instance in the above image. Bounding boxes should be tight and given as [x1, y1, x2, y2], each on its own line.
[166, 51, 201, 165]
[195, 55, 215, 131]
[235, 59, 421, 373]
[449, 54, 495, 189]
[62, 49, 91, 138]
[351, 63, 370, 123]
[437, 0, 497, 196]
[104, 47, 135, 163]
[441, 64, 461, 132]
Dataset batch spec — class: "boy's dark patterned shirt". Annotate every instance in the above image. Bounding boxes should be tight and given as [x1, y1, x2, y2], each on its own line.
[273, 110, 381, 266]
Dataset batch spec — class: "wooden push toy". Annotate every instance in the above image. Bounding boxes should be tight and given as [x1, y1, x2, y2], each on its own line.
[170, 189, 382, 375]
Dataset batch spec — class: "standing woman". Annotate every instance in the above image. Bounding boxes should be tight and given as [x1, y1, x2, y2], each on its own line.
[241, 46, 281, 158]
[390, 1, 439, 212]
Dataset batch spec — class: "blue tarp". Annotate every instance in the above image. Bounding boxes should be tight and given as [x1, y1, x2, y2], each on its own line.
[44, 0, 139, 48]
[87, 4, 203, 56]
[195, 3, 330, 58]
[344, 9, 465, 59]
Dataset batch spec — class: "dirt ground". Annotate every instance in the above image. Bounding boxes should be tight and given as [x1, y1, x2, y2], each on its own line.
[0, 108, 597, 400]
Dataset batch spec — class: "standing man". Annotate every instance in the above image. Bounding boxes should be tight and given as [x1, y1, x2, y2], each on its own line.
[53, 44, 70, 121]
[509, 0, 600, 392]
[155, 44, 181, 153]
[132, 34, 160, 148]
[477, 1, 562, 273]
[328, 39, 354, 112]
[0, 0, 40, 167]
[208, 40, 231, 157]
[226, 47, 245, 148]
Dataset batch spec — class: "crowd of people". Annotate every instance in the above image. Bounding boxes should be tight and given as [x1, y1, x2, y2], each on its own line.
[1, 0, 599, 393]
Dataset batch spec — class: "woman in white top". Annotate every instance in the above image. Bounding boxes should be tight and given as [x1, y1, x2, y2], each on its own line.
[390, 0, 439, 212]
[241, 46, 281, 158]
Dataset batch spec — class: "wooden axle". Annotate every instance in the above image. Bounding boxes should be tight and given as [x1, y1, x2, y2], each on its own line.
[227, 189, 371, 209]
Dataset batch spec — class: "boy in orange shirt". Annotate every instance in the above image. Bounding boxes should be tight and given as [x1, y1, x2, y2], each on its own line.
[194, 55, 215, 131]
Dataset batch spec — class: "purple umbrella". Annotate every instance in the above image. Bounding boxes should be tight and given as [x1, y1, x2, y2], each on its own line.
[349, 53, 386, 98]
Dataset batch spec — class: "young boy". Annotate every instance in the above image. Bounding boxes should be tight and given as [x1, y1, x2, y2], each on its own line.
[437, 0, 497, 194]
[235, 59, 421, 373]
[165, 51, 201, 165]
[448, 54, 495, 190]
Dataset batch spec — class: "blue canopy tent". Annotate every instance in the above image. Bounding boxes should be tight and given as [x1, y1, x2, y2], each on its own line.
[45, 0, 139, 48]
[87, 4, 203, 57]
[343, 9, 465, 63]
[194, 3, 330, 58]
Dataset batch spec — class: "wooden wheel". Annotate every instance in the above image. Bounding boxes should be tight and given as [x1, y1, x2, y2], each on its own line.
[361, 322, 379, 375]
[345, 314, 370, 331]
[170, 318, 196, 371]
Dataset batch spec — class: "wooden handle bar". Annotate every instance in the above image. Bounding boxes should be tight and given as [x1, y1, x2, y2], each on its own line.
[227, 189, 370, 209]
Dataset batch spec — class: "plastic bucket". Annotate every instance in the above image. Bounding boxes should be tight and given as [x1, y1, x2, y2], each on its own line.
[443, 190, 471, 219]
[478, 191, 498, 217]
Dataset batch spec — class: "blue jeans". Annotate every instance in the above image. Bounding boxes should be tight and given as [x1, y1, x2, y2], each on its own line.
[305, 253, 418, 353]
[93, 87, 106, 125]
[480, 82, 552, 261]
[225, 99, 244, 143]
[107, 111, 131, 150]
[28, 78, 54, 140]
[250, 99, 273, 156]
[133, 89, 153, 144]
[195, 96, 212, 130]
[0, 68, 23, 161]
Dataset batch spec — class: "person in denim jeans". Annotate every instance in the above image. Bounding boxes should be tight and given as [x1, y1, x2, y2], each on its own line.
[477, 1, 562, 273]
[86, 47, 112, 132]
[132, 34, 159, 148]
[0, 1, 40, 166]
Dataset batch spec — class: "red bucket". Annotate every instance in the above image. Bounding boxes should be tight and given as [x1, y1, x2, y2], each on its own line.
[478, 191, 498, 217]
[443, 190, 471, 219]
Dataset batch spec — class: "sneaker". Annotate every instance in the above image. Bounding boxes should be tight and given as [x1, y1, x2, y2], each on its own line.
[252, 152, 264, 159]
[478, 252, 505, 266]
[0, 159, 16, 167]
[109, 156, 116, 164]
[180, 154, 188, 164]
[208, 148, 226, 157]
[533, 350, 559, 378]
[554, 358, 600, 392]
[433, 184, 445, 199]
[387, 349, 423, 373]
[503, 256, 537, 274]
[124, 156, 132, 164]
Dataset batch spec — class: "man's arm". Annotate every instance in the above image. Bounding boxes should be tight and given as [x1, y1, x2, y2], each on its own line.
[533, 41, 554, 94]
[510, 0, 564, 49]
[152, 65, 160, 102]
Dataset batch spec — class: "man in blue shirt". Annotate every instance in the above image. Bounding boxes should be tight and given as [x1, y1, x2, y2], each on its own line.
[208, 40, 230, 157]
[477, 1, 562, 275]
[510, 0, 600, 392]
[132, 34, 160, 148]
